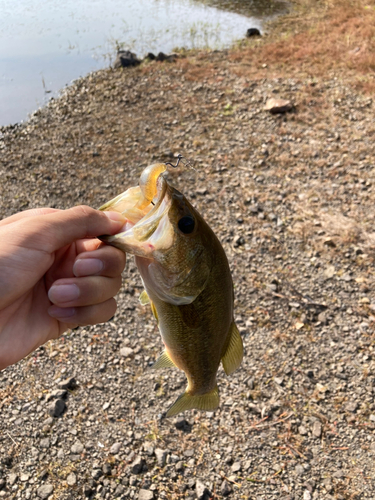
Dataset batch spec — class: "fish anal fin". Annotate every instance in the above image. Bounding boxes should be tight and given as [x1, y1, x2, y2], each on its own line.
[152, 350, 176, 370]
[222, 322, 243, 376]
[166, 385, 219, 417]
[139, 290, 150, 305]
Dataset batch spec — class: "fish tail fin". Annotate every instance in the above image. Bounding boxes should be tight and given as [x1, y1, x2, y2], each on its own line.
[166, 385, 219, 417]
[222, 321, 243, 376]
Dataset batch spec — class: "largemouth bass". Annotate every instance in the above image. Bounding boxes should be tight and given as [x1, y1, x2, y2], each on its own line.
[99, 162, 243, 416]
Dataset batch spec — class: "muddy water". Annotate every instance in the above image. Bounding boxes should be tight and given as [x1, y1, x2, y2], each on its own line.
[0, 0, 286, 126]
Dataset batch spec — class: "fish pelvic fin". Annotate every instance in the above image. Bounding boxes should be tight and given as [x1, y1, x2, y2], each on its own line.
[139, 290, 150, 305]
[152, 350, 176, 369]
[222, 321, 244, 376]
[166, 385, 219, 417]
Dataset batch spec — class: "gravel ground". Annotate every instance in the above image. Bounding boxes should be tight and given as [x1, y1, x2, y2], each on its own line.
[1, 42, 375, 500]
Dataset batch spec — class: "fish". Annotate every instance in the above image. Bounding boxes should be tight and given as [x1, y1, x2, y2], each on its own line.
[99, 162, 243, 416]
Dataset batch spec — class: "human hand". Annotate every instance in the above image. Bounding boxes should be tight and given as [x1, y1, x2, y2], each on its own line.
[0, 206, 126, 370]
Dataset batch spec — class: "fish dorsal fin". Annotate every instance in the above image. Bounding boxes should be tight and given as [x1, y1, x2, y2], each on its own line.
[166, 385, 219, 417]
[152, 350, 176, 369]
[221, 322, 243, 376]
[139, 290, 150, 305]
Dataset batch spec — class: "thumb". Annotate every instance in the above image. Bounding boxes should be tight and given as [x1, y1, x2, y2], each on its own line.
[13, 206, 126, 255]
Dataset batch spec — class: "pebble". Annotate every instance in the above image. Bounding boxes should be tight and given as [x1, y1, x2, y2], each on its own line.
[8, 473, 18, 486]
[37, 484, 54, 499]
[102, 463, 112, 475]
[71, 440, 84, 454]
[175, 461, 184, 472]
[46, 389, 67, 401]
[40, 438, 50, 449]
[120, 347, 134, 357]
[66, 472, 77, 486]
[231, 461, 241, 473]
[299, 425, 308, 436]
[110, 442, 122, 454]
[295, 464, 305, 476]
[20, 473, 30, 482]
[264, 98, 293, 114]
[312, 421, 322, 438]
[346, 401, 358, 412]
[303, 491, 312, 500]
[138, 490, 154, 500]
[155, 448, 168, 467]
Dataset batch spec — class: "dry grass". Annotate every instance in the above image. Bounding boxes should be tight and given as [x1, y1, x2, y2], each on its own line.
[231, 0, 375, 90]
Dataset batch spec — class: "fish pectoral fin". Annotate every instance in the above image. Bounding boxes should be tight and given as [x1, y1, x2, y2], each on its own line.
[139, 290, 150, 306]
[150, 301, 159, 324]
[152, 350, 176, 369]
[221, 322, 244, 376]
[166, 385, 219, 417]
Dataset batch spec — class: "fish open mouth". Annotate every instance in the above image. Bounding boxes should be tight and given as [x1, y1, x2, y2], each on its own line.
[98, 163, 174, 256]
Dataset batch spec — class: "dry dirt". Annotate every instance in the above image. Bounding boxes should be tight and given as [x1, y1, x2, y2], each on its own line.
[1, 5, 375, 500]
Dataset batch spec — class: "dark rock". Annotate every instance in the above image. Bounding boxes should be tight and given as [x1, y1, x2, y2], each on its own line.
[131, 456, 145, 474]
[91, 469, 103, 480]
[83, 485, 93, 498]
[196, 479, 211, 500]
[156, 52, 168, 62]
[174, 417, 192, 432]
[47, 399, 66, 418]
[246, 28, 261, 37]
[58, 377, 77, 390]
[156, 52, 178, 62]
[114, 50, 140, 69]
[221, 480, 232, 496]
[145, 52, 156, 60]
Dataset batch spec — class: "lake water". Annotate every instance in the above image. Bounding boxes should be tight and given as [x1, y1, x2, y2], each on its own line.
[0, 0, 286, 126]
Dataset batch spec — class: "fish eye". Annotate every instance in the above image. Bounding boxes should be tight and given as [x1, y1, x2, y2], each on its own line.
[178, 216, 195, 234]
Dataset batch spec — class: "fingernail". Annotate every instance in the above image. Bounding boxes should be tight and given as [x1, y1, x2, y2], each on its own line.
[48, 306, 76, 319]
[104, 211, 125, 222]
[48, 284, 80, 303]
[73, 258, 103, 276]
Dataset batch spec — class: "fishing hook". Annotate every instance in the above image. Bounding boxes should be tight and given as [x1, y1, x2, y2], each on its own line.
[165, 154, 184, 168]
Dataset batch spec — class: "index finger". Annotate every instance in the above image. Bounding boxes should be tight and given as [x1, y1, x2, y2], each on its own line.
[10, 206, 126, 255]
